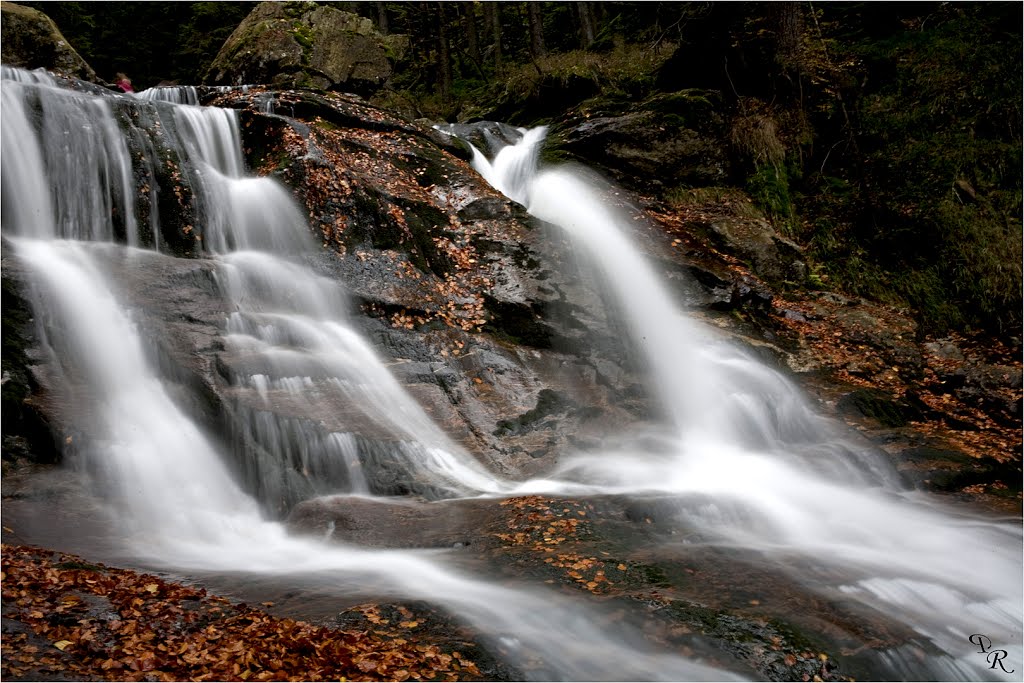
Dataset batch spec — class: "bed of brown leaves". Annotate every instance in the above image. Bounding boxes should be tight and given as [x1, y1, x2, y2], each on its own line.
[768, 294, 1022, 463]
[2, 545, 483, 682]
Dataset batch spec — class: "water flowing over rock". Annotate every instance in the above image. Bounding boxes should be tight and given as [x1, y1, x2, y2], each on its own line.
[468, 126, 1023, 680]
[0, 2, 97, 82]
[204, 88, 656, 486]
[205, 1, 408, 96]
[1, 68, 752, 681]
[1, 64, 1020, 683]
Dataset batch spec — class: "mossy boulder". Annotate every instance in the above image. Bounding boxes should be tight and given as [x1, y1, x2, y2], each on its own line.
[549, 90, 729, 195]
[703, 215, 807, 285]
[0, 1, 97, 81]
[204, 1, 407, 96]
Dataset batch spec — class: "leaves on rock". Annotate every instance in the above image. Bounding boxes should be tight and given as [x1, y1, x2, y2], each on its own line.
[494, 496, 625, 595]
[218, 89, 506, 337]
[2, 545, 485, 682]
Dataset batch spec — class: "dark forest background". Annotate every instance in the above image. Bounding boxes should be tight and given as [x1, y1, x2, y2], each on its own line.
[24, 1, 1022, 337]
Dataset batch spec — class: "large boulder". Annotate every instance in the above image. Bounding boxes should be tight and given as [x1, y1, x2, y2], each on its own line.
[549, 90, 729, 195]
[204, 1, 407, 96]
[703, 214, 807, 285]
[0, 2, 97, 81]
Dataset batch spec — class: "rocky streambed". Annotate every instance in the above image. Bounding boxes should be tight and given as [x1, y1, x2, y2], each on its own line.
[2, 74, 1020, 682]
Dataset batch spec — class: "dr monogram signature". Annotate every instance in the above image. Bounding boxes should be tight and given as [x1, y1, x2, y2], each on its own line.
[970, 634, 1016, 674]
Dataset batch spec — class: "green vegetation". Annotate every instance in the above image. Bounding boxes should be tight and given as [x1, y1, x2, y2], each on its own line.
[293, 23, 315, 50]
[499, 42, 674, 104]
[746, 164, 798, 237]
[648, 1, 1020, 336]
[802, 3, 1022, 335]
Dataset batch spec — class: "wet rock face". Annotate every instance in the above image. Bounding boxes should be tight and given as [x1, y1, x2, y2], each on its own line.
[206, 88, 660, 483]
[704, 217, 807, 284]
[287, 496, 505, 549]
[1, 76, 660, 516]
[1, 268, 60, 467]
[205, 1, 407, 96]
[289, 493, 895, 682]
[0, 2, 97, 82]
[434, 122, 525, 158]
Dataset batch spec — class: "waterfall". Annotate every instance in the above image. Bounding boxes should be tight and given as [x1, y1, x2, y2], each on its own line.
[470, 129, 1023, 680]
[468, 125, 546, 206]
[3, 73, 507, 510]
[14, 238, 264, 542]
[137, 85, 200, 105]
[1, 68, 141, 244]
[4, 63, 1019, 680]
[1, 67, 749, 681]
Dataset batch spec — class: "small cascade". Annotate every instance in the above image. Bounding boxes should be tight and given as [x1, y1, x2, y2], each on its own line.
[137, 85, 200, 105]
[1, 80, 56, 236]
[469, 126, 1023, 680]
[468, 125, 546, 206]
[173, 105, 246, 177]
[1, 64, 57, 84]
[1, 69, 141, 244]
[14, 238, 264, 544]
[215, 250, 506, 507]
[169, 103, 507, 501]
[255, 92, 276, 114]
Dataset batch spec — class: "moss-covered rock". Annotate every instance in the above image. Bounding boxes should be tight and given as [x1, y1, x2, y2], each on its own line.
[204, 1, 407, 97]
[549, 90, 729, 196]
[702, 215, 807, 286]
[0, 1, 97, 81]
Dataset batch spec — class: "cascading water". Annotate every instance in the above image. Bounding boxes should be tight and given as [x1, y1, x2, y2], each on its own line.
[1, 67, 744, 681]
[467, 125, 546, 207]
[5, 63, 1020, 680]
[471, 129, 1023, 679]
[137, 84, 200, 105]
[1, 67, 141, 244]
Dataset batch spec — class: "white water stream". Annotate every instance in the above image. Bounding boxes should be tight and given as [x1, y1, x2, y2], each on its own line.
[1, 68, 739, 681]
[472, 130, 1023, 679]
[3, 66, 1020, 680]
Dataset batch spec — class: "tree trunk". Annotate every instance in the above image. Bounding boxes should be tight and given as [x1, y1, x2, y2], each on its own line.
[461, 3, 481, 66]
[771, 2, 804, 70]
[527, 2, 546, 59]
[436, 2, 452, 101]
[577, 2, 596, 48]
[485, 2, 503, 70]
[375, 2, 389, 34]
